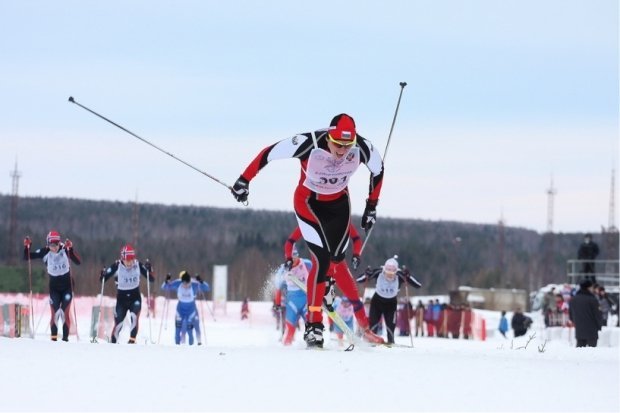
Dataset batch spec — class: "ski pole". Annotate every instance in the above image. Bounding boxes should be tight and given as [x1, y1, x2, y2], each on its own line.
[197, 290, 207, 346]
[25, 241, 35, 338]
[68, 96, 232, 190]
[157, 288, 169, 344]
[403, 278, 414, 348]
[92, 276, 105, 343]
[70, 275, 80, 342]
[145, 259, 154, 344]
[360, 81, 407, 254]
[201, 290, 217, 322]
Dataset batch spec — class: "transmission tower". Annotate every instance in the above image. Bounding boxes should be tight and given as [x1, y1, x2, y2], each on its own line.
[609, 168, 617, 232]
[541, 176, 557, 285]
[132, 192, 140, 249]
[7, 160, 21, 265]
[497, 211, 505, 284]
[604, 168, 619, 261]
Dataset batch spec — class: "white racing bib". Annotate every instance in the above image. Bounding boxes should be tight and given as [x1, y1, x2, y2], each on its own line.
[303, 147, 360, 195]
[375, 273, 399, 299]
[44, 249, 70, 276]
[116, 261, 141, 290]
[177, 284, 196, 303]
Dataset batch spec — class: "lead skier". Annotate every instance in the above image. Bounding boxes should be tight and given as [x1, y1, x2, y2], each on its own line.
[231, 114, 385, 348]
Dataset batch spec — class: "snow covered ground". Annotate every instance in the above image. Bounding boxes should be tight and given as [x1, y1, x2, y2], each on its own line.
[1, 296, 618, 413]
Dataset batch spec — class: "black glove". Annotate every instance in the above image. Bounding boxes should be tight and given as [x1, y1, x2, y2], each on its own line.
[99, 268, 106, 282]
[361, 199, 378, 232]
[323, 278, 336, 311]
[195, 274, 202, 283]
[165, 273, 172, 283]
[144, 260, 152, 273]
[402, 266, 410, 277]
[351, 255, 361, 270]
[284, 258, 293, 271]
[365, 266, 373, 276]
[231, 176, 249, 203]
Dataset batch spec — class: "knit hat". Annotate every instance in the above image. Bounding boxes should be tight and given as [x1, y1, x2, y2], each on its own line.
[120, 244, 136, 260]
[46, 230, 61, 245]
[328, 114, 357, 144]
[580, 280, 593, 289]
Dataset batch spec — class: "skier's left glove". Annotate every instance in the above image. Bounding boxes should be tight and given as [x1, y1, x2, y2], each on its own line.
[351, 255, 361, 270]
[361, 199, 378, 232]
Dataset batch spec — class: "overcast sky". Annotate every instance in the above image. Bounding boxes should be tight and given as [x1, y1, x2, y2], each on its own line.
[0, 1, 617, 234]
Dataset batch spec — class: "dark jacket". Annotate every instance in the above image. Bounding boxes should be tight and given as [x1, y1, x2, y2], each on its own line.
[511, 312, 529, 337]
[569, 288, 603, 340]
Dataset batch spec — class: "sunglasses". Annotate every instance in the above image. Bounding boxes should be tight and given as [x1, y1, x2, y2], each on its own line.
[48, 241, 60, 246]
[327, 133, 356, 149]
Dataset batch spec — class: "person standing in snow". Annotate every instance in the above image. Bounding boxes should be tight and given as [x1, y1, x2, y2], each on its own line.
[498, 310, 509, 338]
[100, 244, 155, 344]
[23, 231, 81, 342]
[282, 224, 383, 343]
[274, 246, 311, 345]
[356, 256, 422, 344]
[577, 234, 600, 283]
[161, 271, 210, 345]
[230, 113, 386, 348]
[568, 280, 603, 347]
[241, 297, 250, 320]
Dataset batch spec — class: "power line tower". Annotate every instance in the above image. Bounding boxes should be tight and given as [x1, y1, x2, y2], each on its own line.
[540, 176, 557, 286]
[497, 211, 505, 285]
[603, 168, 619, 260]
[132, 192, 140, 249]
[7, 160, 21, 265]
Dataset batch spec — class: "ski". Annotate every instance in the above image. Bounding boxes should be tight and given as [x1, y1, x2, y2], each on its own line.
[286, 274, 355, 351]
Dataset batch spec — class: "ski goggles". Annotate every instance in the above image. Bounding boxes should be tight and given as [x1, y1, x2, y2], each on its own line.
[327, 133, 356, 148]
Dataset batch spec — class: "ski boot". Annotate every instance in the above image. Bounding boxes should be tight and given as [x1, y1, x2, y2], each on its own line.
[361, 328, 385, 344]
[304, 322, 324, 348]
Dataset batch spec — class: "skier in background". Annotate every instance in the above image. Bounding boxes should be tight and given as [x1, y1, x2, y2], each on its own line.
[100, 244, 155, 344]
[283, 224, 384, 344]
[356, 256, 422, 344]
[274, 246, 311, 345]
[333, 297, 355, 346]
[161, 271, 210, 345]
[230, 113, 386, 348]
[24, 231, 81, 342]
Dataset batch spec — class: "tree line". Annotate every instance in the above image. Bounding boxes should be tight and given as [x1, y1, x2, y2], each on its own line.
[0, 194, 616, 301]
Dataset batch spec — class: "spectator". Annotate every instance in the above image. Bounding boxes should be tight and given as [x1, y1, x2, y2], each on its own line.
[568, 280, 603, 347]
[596, 286, 616, 328]
[396, 298, 414, 336]
[511, 308, 531, 338]
[462, 303, 473, 339]
[414, 300, 425, 337]
[542, 287, 556, 327]
[241, 297, 250, 320]
[578, 234, 600, 283]
[498, 310, 509, 338]
[423, 299, 435, 337]
[447, 304, 462, 339]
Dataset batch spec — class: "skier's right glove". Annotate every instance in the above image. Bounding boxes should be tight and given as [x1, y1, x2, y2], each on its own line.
[231, 176, 249, 203]
[99, 268, 106, 282]
[351, 254, 361, 270]
[284, 258, 293, 271]
[165, 273, 172, 283]
[323, 278, 336, 311]
[195, 274, 202, 283]
[24, 236, 31, 248]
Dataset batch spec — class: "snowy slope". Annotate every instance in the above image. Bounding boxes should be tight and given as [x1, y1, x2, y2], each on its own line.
[0, 298, 618, 413]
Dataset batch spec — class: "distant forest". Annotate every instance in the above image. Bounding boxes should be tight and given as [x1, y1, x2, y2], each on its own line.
[0, 194, 617, 301]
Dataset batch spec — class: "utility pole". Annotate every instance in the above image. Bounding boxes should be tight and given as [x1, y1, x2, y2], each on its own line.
[7, 160, 21, 265]
[604, 168, 619, 261]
